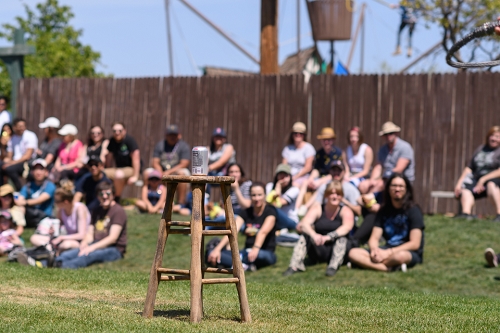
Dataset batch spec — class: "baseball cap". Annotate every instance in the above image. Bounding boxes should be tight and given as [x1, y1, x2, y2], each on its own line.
[0, 210, 12, 220]
[212, 127, 227, 137]
[58, 124, 78, 136]
[32, 158, 48, 168]
[165, 124, 179, 135]
[274, 163, 292, 176]
[39, 117, 60, 129]
[148, 170, 162, 180]
[329, 160, 344, 170]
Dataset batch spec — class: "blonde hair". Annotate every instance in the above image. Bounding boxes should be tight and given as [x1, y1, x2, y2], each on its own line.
[55, 180, 75, 202]
[323, 180, 344, 200]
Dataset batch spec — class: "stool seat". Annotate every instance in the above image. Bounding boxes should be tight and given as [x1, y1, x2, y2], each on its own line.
[142, 175, 251, 323]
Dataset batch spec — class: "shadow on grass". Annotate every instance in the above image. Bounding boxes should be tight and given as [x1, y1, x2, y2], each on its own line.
[137, 309, 241, 322]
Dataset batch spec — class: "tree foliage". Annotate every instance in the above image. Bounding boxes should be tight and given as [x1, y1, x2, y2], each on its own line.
[0, 0, 107, 98]
[414, 0, 500, 66]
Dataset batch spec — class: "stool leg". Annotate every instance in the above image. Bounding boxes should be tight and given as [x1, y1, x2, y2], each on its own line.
[200, 185, 206, 316]
[143, 182, 178, 318]
[221, 184, 252, 323]
[190, 184, 204, 323]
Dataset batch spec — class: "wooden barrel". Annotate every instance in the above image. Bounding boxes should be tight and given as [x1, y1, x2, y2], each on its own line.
[306, 0, 353, 41]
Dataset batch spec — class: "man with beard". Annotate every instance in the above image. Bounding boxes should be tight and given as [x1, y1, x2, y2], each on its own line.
[348, 173, 424, 272]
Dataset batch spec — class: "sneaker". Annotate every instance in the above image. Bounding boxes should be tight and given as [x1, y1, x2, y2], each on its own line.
[298, 205, 308, 218]
[485, 248, 498, 268]
[325, 267, 337, 277]
[17, 253, 43, 268]
[393, 46, 402, 56]
[401, 263, 407, 273]
[248, 264, 257, 272]
[407, 47, 412, 57]
[283, 267, 298, 277]
[346, 262, 352, 269]
[492, 215, 500, 222]
[389, 264, 407, 273]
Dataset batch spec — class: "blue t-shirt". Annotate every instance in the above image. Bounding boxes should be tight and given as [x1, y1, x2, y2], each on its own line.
[20, 180, 56, 216]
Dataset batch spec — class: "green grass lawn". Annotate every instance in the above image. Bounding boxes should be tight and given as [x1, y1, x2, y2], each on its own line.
[1, 213, 500, 332]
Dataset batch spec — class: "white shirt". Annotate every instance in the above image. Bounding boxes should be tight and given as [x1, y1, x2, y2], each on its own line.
[266, 182, 300, 223]
[8, 130, 38, 161]
[0, 111, 11, 131]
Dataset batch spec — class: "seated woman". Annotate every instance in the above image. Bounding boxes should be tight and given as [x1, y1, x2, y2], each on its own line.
[135, 170, 166, 214]
[227, 163, 252, 216]
[0, 184, 26, 236]
[0, 211, 22, 256]
[0, 123, 12, 162]
[207, 182, 277, 271]
[283, 181, 355, 277]
[266, 164, 299, 230]
[51, 124, 84, 182]
[348, 173, 425, 272]
[454, 126, 500, 221]
[208, 127, 236, 176]
[30, 180, 90, 255]
[343, 127, 373, 188]
[282, 122, 315, 187]
[78, 125, 109, 178]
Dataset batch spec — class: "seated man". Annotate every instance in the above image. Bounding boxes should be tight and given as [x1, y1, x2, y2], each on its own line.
[151, 124, 190, 205]
[0, 118, 38, 190]
[296, 127, 342, 213]
[15, 159, 56, 227]
[304, 160, 361, 217]
[359, 121, 414, 194]
[36, 117, 62, 171]
[74, 156, 110, 212]
[349, 173, 424, 272]
[104, 122, 140, 202]
[53, 181, 127, 269]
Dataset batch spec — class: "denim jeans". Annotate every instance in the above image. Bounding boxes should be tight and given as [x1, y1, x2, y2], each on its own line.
[55, 246, 122, 269]
[215, 248, 276, 269]
[275, 208, 298, 230]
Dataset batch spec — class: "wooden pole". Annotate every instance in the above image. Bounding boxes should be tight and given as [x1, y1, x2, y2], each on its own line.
[297, 0, 301, 73]
[260, 0, 279, 74]
[346, 3, 366, 71]
[164, 0, 174, 76]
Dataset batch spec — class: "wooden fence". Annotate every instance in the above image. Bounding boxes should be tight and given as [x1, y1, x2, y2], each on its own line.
[16, 73, 500, 214]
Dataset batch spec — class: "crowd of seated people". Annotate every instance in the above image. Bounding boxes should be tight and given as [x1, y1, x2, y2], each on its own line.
[0, 93, 496, 277]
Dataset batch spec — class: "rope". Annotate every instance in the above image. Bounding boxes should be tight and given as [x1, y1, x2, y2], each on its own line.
[446, 21, 500, 68]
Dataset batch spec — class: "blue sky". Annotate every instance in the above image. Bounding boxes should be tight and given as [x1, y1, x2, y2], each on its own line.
[1, 0, 456, 77]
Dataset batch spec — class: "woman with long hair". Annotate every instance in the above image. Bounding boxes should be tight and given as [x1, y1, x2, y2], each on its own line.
[227, 163, 252, 216]
[342, 126, 373, 188]
[208, 127, 235, 176]
[207, 182, 277, 271]
[281, 122, 315, 187]
[266, 164, 300, 230]
[52, 124, 85, 182]
[348, 173, 425, 272]
[283, 181, 355, 277]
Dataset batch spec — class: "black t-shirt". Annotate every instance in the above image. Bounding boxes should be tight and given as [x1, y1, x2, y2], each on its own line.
[468, 144, 500, 180]
[314, 205, 344, 235]
[107, 135, 139, 168]
[314, 147, 343, 176]
[75, 172, 110, 206]
[152, 139, 191, 171]
[374, 205, 425, 257]
[240, 204, 277, 252]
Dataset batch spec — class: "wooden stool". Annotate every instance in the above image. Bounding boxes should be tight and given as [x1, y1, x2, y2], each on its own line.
[142, 175, 251, 323]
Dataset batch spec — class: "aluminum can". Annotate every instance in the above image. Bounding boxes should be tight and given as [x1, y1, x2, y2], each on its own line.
[192, 146, 209, 175]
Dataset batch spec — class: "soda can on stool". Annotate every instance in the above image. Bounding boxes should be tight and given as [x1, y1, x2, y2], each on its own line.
[192, 146, 209, 175]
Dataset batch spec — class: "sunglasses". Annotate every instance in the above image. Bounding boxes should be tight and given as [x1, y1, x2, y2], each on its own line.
[292, 132, 304, 136]
[88, 163, 99, 168]
[112, 129, 123, 134]
[91, 131, 102, 135]
[99, 190, 113, 198]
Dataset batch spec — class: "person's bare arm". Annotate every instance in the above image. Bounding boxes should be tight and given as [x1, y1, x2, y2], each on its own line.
[164, 159, 189, 175]
[370, 163, 382, 181]
[454, 167, 472, 197]
[153, 158, 163, 173]
[392, 158, 410, 174]
[208, 144, 234, 172]
[79, 224, 123, 256]
[293, 156, 314, 180]
[100, 140, 109, 163]
[297, 203, 322, 236]
[247, 215, 276, 262]
[4, 148, 33, 167]
[26, 193, 51, 207]
[73, 192, 83, 204]
[131, 149, 141, 179]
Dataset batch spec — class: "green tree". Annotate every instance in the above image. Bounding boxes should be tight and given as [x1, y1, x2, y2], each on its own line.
[414, 0, 500, 65]
[0, 0, 108, 98]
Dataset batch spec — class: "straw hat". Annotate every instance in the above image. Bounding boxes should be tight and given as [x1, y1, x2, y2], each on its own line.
[0, 184, 14, 197]
[317, 127, 336, 139]
[292, 122, 307, 133]
[378, 121, 401, 136]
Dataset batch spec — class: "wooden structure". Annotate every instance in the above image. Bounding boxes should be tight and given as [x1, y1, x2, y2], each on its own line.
[142, 175, 251, 323]
[306, 0, 354, 41]
[260, 0, 279, 74]
[16, 72, 500, 215]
